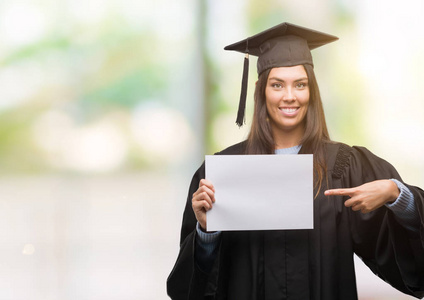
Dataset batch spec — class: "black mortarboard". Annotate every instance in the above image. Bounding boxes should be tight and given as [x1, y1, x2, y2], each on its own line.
[224, 22, 338, 127]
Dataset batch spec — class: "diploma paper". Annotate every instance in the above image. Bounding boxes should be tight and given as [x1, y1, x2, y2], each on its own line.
[205, 154, 313, 231]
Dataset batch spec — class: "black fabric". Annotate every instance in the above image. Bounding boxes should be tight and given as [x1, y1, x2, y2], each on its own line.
[167, 141, 424, 299]
[224, 22, 338, 73]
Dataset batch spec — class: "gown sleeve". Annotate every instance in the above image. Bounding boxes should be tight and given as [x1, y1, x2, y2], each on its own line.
[166, 162, 220, 300]
[342, 145, 424, 298]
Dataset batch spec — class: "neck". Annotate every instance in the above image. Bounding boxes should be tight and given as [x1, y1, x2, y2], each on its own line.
[272, 126, 304, 149]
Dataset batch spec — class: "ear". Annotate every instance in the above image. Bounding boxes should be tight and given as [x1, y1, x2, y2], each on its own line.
[255, 80, 258, 86]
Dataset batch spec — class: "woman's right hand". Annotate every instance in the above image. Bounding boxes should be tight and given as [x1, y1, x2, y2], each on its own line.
[192, 179, 215, 231]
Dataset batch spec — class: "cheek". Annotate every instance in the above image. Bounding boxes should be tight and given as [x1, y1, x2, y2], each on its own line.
[264, 89, 271, 103]
[265, 90, 279, 106]
[301, 97, 310, 119]
[300, 91, 310, 107]
[265, 98, 278, 116]
[264, 91, 272, 109]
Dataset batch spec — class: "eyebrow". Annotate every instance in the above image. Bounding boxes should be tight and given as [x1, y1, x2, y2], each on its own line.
[268, 77, 308, 82]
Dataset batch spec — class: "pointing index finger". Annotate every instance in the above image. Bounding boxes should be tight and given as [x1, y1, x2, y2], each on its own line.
[324, 188, 354, 197]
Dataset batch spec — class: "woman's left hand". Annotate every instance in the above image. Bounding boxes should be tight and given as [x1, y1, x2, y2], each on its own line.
[324, 179, 400, 213]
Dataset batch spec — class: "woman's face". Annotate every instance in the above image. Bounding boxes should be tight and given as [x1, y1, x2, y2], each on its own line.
[265, 65, 310, 138]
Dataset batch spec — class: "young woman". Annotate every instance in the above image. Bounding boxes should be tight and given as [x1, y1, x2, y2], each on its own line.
[167, 22, 424, 300]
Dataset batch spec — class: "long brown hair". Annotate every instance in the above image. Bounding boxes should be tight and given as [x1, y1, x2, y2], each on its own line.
[245, 64, 330, 196]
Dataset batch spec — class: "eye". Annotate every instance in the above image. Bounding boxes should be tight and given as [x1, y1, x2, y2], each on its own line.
[296, 82, 308, 89]
[271, 82, 283, 89]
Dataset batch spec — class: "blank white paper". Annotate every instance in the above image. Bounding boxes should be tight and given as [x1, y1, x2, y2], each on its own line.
[205, 154, 313, 231]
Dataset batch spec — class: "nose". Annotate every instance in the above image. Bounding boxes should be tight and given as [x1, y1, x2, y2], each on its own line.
[282, 87, 296, 102]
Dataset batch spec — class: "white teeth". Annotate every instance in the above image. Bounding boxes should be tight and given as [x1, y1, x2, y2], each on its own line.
[281, 108, 298, 113]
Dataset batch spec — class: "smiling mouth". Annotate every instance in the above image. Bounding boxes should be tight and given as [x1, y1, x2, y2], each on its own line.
[279, 107, 299, 113]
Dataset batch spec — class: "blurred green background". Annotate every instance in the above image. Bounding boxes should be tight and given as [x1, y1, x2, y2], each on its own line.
[0, 0, 423, 299]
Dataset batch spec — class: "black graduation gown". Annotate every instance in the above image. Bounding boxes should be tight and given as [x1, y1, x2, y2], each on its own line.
[167, 141, 424, 300]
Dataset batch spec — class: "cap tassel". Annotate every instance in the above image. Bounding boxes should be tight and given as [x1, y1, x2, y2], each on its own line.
[236, 52, 249, 127]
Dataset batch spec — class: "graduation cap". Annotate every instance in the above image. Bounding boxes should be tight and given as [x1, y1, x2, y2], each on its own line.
[224, 22, 338, 127]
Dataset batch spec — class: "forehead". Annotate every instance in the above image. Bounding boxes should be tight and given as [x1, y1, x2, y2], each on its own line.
[268, 65, 308, 80]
